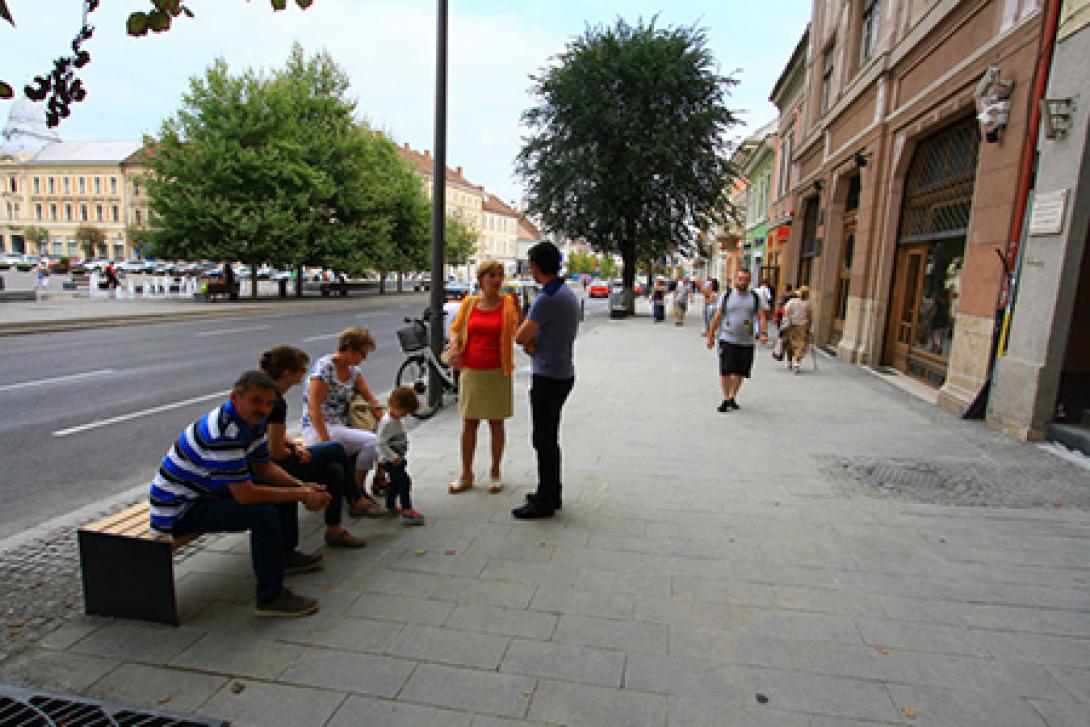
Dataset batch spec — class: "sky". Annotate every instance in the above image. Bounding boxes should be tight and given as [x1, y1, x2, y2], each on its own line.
[1, 1, 810, 205]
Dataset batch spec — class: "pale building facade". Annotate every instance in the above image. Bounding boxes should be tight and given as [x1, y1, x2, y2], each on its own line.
[1, 140, 144, 260]
[481, 194, 520, 274]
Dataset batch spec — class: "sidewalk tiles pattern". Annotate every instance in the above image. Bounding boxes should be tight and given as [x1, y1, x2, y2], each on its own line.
[1, 302, 1088, 726]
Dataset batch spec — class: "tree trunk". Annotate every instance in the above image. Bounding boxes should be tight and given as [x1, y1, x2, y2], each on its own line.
[397, 270, 403, 293]
[250, 263, 258, 298]
[295, 264, 303, 297]
[379, 270, 386, 294]
[622, 248, 637, 315]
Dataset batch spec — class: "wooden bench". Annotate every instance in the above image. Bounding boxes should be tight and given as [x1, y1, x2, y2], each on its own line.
[78, 502, 201, 625]
[204, 280, 240, 301]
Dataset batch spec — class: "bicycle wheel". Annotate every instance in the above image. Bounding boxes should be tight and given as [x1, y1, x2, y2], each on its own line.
[396, 356, 440, 419]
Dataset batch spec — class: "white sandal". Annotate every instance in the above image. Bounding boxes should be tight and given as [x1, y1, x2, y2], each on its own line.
[449, 477, 473, 494]
[487, 476, 503, 493]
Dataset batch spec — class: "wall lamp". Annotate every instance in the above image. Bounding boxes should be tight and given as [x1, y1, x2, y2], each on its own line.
[813, 180, 824, 193]
[1041, 97, 1076, 140]
[853, 151, 871, 168]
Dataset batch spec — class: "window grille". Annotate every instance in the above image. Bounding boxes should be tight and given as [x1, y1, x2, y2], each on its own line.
[897, 116, 979, 243]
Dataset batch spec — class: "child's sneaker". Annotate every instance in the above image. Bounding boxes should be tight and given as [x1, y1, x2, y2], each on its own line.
[400, 509, 426, 526]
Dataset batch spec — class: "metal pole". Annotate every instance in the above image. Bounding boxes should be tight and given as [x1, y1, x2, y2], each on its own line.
[429, 0, 448, 408]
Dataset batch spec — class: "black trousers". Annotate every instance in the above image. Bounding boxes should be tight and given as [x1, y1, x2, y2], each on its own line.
[274, 442, 360, 526]
[174, 498, 297, 604]
[530, 374, 574, 509]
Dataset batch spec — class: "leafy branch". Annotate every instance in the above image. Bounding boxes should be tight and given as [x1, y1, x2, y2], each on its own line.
[0, 0, 316, 126]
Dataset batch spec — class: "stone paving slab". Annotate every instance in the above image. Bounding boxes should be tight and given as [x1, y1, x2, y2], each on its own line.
[2, 301, 1089, 724]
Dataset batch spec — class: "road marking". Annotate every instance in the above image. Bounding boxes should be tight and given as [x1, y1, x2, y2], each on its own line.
[52, 390, 228, 437]
[194, 324, 270, 338]
[0, 369, 116, 393]
[302, 332, 341, 342]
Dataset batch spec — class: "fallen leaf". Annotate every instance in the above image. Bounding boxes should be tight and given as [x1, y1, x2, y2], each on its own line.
[902, 706, 917, 719]
[413, 549, 427, 557]
[157, 695, 172, 705]
[755, 693, 769, 704]
[7, 620, 24, 628]
[1053, 502, 1065, 508]
[231, 681, 245, 694]
[27, 582, 42, 590]
[938, 538, 946, 543]
[445, 549, 456, 556]
[875, 646, 889, 654]
[773, 502, 781, 507]
[521, 689, 533, 698]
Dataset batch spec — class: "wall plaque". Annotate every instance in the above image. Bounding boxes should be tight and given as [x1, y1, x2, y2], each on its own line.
[1028, 189, 1068, 236]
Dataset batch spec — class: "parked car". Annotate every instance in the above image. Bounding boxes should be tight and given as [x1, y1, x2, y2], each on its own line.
[588, 280, 610, 298]
[0, 252, 26, 270]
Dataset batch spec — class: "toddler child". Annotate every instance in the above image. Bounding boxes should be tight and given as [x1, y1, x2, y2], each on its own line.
[376, 386, 425, 525]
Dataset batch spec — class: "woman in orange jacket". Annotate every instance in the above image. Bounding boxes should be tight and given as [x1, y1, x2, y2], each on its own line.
[447, 261, 520, 494]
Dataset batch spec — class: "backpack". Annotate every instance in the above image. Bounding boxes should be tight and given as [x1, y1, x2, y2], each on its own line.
[720, 287, 760, 313]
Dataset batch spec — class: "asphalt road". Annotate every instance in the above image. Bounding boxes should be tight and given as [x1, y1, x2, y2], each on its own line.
[0, 293, 610, 540]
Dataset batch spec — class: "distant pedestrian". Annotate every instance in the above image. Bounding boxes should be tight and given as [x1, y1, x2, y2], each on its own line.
[35, 258, 48, 293]
[705, 269, 769, 412]
[783, 286, 813, 373]
[702, 278, 720, 334]
[673, 278, 690, 326]
[376, 386, 425, 525]
[757, 279, 773, 310]
[104, 262, 120, 294]
[651, 279, 666, 322]
[513, 242, 579, 519]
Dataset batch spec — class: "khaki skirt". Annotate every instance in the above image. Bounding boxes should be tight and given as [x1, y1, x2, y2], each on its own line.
[458, 367, 513, 420]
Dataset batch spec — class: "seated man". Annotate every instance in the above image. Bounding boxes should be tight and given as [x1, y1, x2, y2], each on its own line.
[148, 370, 332, 618]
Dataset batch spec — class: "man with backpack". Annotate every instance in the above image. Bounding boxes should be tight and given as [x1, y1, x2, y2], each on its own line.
[705, 269, 769, 412]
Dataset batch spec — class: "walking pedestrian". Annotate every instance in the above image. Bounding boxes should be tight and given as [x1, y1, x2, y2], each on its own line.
[651, 279, 666, 323]
[783, 285, 813, 373]
[702, 278, 720, 334]
[705, 269, 769, 412]
[673, 277, 690, 326]
[513, 242, 579, 519]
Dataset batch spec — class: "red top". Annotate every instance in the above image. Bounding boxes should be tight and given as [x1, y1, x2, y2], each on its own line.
[462, 303, 503, 370]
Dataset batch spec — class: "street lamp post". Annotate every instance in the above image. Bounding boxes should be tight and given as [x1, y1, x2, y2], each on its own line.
[429, 0, 448, 408]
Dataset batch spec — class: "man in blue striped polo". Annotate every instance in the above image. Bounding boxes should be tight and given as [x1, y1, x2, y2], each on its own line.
[149, 370, 332, 617]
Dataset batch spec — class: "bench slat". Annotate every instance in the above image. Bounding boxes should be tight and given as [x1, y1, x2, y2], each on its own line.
[83, 503, 149, 533]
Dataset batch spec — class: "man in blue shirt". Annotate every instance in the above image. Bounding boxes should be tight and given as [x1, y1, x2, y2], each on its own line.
[513, 242, 579, 519]
[149, 371, 332, 617]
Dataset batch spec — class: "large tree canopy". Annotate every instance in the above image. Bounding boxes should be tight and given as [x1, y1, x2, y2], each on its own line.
[516, 17, 739, 311]
[143, 45, 426, 295]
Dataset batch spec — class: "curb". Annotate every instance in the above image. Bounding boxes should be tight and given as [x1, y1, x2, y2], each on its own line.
[0, 291, 430, 337]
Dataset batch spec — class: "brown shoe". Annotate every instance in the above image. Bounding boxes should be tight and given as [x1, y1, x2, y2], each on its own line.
[348, 497, 383, 519]
[324, 530, 367, 549]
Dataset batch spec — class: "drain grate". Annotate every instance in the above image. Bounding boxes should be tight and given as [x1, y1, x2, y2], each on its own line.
[817, 455, 1090, 509]
[0, 686, 223, 727]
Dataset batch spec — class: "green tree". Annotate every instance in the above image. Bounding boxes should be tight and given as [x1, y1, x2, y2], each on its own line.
[145, 46, 384, 297]
[516, 18, 739, 313]
[444, 214, 477, 268]
[75, 224, 106, 258]
[22, 225, 48, 254]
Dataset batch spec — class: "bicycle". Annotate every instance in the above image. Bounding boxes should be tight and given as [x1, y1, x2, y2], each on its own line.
[394, 309, 458, 420]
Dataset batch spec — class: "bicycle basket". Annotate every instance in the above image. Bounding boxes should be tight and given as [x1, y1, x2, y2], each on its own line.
[397, 324, 428, 353]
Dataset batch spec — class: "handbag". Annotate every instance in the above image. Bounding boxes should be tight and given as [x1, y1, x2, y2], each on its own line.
[348, 393, 379, 432]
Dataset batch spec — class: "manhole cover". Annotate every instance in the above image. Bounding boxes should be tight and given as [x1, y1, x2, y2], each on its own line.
[817, 455, 1090, 508]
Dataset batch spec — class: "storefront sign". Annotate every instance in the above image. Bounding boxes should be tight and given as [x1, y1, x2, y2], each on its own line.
[1029, 189, 1068, 236]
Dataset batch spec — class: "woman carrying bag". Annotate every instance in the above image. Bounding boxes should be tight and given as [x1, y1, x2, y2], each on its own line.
[447, 261, 519, 494]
